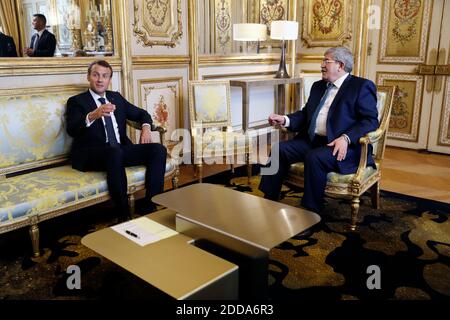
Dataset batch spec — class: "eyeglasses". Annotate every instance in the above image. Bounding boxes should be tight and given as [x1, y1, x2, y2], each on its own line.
[321, 59, 339, 65]
[322, 59, 339, 64]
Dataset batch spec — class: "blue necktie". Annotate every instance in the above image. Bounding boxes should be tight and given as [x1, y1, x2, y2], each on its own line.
[308, 83, 334, 141]
[98, 97, 119, 146]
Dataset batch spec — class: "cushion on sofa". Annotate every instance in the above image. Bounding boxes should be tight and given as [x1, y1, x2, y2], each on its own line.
[0, 159, 177, 224]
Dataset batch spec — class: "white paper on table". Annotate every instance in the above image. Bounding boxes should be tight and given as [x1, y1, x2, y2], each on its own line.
[111, 217, 178, 246]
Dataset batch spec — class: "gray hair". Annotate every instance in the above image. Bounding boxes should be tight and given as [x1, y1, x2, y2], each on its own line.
[325, 47, 354, 73]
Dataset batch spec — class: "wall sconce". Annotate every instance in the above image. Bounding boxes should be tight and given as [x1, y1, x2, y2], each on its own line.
[233, 23, 267, 54]
[270, 20, 298, 78]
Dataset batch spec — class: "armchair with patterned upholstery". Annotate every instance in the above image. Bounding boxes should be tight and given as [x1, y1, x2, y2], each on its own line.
[188, 80, 252, 183]
[285, 85, 396, 230]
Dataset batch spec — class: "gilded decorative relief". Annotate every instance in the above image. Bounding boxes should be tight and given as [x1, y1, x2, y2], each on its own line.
[440, 79, 450, 146]
[260, 0, 286, 30]
[133, 0, 183, 48]
[379, 0, 431, 63]
[377, 73, 424, 142]
[215, 0, 232, 53]
[302, 0, 352, 48]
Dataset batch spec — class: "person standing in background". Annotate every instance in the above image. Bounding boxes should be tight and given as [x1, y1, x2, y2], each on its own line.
[24, 14, 56, 57]
[0, 31, 18, 57]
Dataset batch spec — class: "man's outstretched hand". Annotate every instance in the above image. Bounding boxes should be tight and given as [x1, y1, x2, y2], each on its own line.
[268, 114, 285, 126]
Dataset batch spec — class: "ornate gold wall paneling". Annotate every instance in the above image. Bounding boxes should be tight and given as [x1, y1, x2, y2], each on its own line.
[296, 0, 367, 77]
[378, 0, 432, 64]
[302, 0, 353, 48]
[132, 0, 183, 48]
[136, 77, 184, 145]
[376, 72, 425, 143]
[438, 78, 450, 146]
[188, 0, 198, 80]
[214, 0, 232, 54]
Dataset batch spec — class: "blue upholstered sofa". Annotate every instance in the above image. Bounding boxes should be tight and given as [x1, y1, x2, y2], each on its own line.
[0, 85, 179, 257]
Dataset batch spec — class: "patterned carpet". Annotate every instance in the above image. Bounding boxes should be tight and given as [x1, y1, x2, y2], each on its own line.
[1, 169, 449, 300]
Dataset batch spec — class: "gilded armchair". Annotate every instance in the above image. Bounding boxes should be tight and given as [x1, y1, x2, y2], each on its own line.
[188, 80, 252, 183]
[285, 85, 396, 230]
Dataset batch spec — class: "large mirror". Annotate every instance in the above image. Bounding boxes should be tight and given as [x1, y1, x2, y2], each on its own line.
[0, 0, 114, 58]
[197, 0, 290, 56]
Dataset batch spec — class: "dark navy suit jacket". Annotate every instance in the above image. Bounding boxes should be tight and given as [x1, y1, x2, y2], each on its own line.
[287, 75, 379, 174]
[66, 90, 153, 171]
[0, 33, 18, 57]
[29, 30, 56, 57]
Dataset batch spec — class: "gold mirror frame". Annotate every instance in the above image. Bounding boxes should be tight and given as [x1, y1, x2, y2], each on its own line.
[0, 0, 124, 76]
[196, 0, 298, 68]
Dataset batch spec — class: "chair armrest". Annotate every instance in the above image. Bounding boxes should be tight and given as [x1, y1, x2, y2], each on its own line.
[126, 120, 167, 145]
[352, 135, 371, 185]
[366, 128, 384, 144]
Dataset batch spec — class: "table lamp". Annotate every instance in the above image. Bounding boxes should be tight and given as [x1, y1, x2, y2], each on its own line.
[233, 23, 267, 54]
[270, 20, 299, 78]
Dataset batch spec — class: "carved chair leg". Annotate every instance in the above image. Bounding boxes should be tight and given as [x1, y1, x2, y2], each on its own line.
[29, 216, 40, 257]
[350, 196, 360, 231]
[370, 181, 380, 209]
[172, 168, 180, 189]
[230, 163, 235, 174]
[128, 193, 135, 217]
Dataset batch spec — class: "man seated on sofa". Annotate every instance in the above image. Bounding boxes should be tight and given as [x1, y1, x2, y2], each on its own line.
[259, 46, 379, 215]
[66, 60, 167, 221]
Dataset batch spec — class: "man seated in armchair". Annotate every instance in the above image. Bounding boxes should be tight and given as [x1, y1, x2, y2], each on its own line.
[66, 60, 167, 221]
[259, 46, 379, 214]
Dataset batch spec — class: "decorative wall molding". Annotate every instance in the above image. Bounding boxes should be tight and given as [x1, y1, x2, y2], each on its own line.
[137, 77, 184, 144]
[378, 0, 432, 64]
[133, 0, 183, 48]
[214, 0, 232, 54]
[377, 72, 424, 142]
[302, 0, 352, 48]
[439, 79, 450, 146]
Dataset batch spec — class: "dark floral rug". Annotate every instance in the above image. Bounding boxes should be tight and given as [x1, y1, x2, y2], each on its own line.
[0, 169, 449, 301]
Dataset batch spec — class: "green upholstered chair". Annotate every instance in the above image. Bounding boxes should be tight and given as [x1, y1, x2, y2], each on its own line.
[285, 85, 396, 230]
[188, 80, 252, 183]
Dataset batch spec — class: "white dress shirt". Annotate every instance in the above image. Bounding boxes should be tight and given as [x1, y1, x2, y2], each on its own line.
[85, 89, 121, 144]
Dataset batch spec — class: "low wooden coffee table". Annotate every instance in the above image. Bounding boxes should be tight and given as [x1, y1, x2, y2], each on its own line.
[153, 183, 321, 298]
[82, 208, 238, 300]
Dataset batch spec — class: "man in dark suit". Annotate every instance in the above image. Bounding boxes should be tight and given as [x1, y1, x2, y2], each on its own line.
[0, 32, 18, 57]
[66, 60, 167, 221]
[24, 14, 56, 57]
[259, 46, 378, 214]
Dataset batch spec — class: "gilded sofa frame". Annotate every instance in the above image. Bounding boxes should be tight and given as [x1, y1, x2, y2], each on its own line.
[0, 85, 179, 257]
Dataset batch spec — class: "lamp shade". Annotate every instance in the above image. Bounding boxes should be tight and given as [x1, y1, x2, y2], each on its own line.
[233, 23, 267, 41]
[270, 20, 298, 40]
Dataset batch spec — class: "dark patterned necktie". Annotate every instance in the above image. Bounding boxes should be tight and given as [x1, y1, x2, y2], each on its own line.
[308, 82, 335, 141]
[98, 97, 119, 146]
